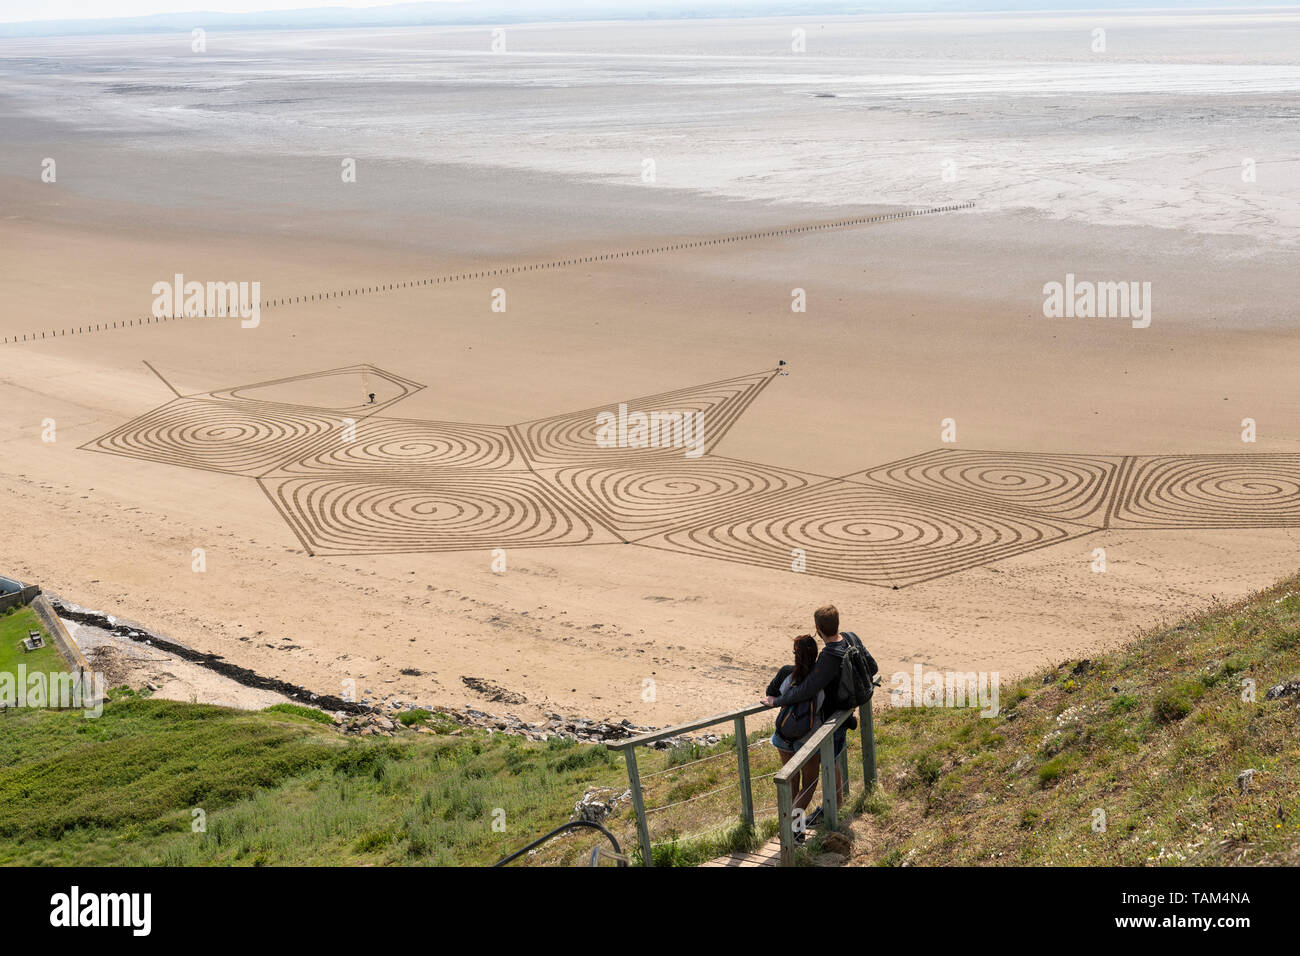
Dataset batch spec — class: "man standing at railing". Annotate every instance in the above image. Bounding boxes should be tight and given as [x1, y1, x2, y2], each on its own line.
[762, 604, 863, 825]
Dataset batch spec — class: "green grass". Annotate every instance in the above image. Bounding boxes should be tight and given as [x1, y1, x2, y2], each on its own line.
[855, 575, 1300, 866]
[649, 818, 777, 867]
[7, 570, 1299, 867]
[0, 606, 67, 702]
[263, 703, 335, 725]
[0, 700, 635, 866]
[0, 673, 787, 866]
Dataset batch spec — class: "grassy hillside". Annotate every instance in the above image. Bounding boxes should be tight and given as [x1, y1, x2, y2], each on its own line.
[0, 699, 638, 866]
[840, 574, 1300, 866]
[2, 573, 1298, 867]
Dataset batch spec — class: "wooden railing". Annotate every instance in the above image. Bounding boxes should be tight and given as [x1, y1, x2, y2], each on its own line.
[775, 701, 877, 865]
[605, 696, 877, 866]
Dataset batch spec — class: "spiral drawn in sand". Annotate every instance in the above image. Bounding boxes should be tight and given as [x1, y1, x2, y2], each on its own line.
[638, 481, 1094, 588]
[87, 363, 1300, 582]
[854, 449, 1122, 525]
[546, 459, 816, 538]
[514, 370, 776, 467]
[262, 474, 617, 555]
[81, 398, 339, 476]
[273, 418, 523, 476]
[1112, 456, 1300, 528]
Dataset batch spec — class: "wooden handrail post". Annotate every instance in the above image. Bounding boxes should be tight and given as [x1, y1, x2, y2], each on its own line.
[606, 703, 769, 866]
[776, 777, 795, 866]
[861, 701, 877, 792]
[622, 747, 653, 867]
[734, 715, 754, 827]
[839, 739, 850, 800]
[820, 735, 838, 831]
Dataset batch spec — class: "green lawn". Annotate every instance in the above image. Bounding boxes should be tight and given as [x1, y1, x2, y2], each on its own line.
[0, 606, 67, 693]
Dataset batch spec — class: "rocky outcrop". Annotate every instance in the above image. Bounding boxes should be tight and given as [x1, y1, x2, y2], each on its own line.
[573, 786, 631, 824]
[1265, 677, 1300, 701]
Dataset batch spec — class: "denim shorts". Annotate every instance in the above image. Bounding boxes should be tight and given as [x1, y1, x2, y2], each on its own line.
[770, 730, 805, 752]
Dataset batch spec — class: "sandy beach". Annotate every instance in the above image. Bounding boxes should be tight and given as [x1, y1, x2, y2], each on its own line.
[3, 9, 1300, 724]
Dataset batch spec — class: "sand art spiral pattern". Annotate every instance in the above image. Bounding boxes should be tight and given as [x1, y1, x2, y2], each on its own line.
[83, 398, 338, 475]
[1112, 456, 1300, 528]
[855, 449, 1121, 525]
[264, 474, 616, 555]
[643, 481, 1093, 588]
[546, 459, 815, 538]
[275, 419, 522, 476]
[514, 371, 774, 467]
[83, 365, 1300, 585]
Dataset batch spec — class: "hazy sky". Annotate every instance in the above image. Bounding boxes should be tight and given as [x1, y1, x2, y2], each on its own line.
[1, 0, 698, 24]
[0, 0, 1276, 26]
[0, 0, 1011, 27]
[0, 0, 463, 23]
[1, 0, 366, 13]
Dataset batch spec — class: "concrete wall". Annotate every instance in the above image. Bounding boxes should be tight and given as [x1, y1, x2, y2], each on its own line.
[0, 584, 41, 613]
[30, 594, 97, 699]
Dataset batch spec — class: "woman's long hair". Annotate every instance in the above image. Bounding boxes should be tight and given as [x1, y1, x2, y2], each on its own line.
[791, 634, 818, 685]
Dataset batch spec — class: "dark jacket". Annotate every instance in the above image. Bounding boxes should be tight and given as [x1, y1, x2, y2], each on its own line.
[765, 664, 796, 698]
[771, 634, 860, 723]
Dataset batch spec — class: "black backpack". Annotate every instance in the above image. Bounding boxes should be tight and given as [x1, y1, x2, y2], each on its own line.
[835, 631, 878, 709]
[776, 694, 818, 744]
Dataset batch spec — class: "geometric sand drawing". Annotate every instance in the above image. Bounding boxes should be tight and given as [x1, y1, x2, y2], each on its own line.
[260, 473, 619, 555]
[514, 370, 775, 467]
[1109, 455, 1300, 529]
[637, 479, 1097, 589]
[848, 449, 1124, 526]
[81, 397, 342, 477]
[83, 364, 1300, 587]
[269, 418, 526, 476]
[544, 458, 820, 540]
[205, 364, 426, 414]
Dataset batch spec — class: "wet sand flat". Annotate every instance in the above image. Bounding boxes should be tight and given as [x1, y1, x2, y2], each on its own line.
[2, 11, 1299, 721]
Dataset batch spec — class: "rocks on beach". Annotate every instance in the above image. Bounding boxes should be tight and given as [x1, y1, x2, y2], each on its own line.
[54, 597, 722, 750]
[335, 701, 716, 749]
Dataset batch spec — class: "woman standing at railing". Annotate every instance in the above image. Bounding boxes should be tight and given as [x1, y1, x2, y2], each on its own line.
[765, 635, 824, 822]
